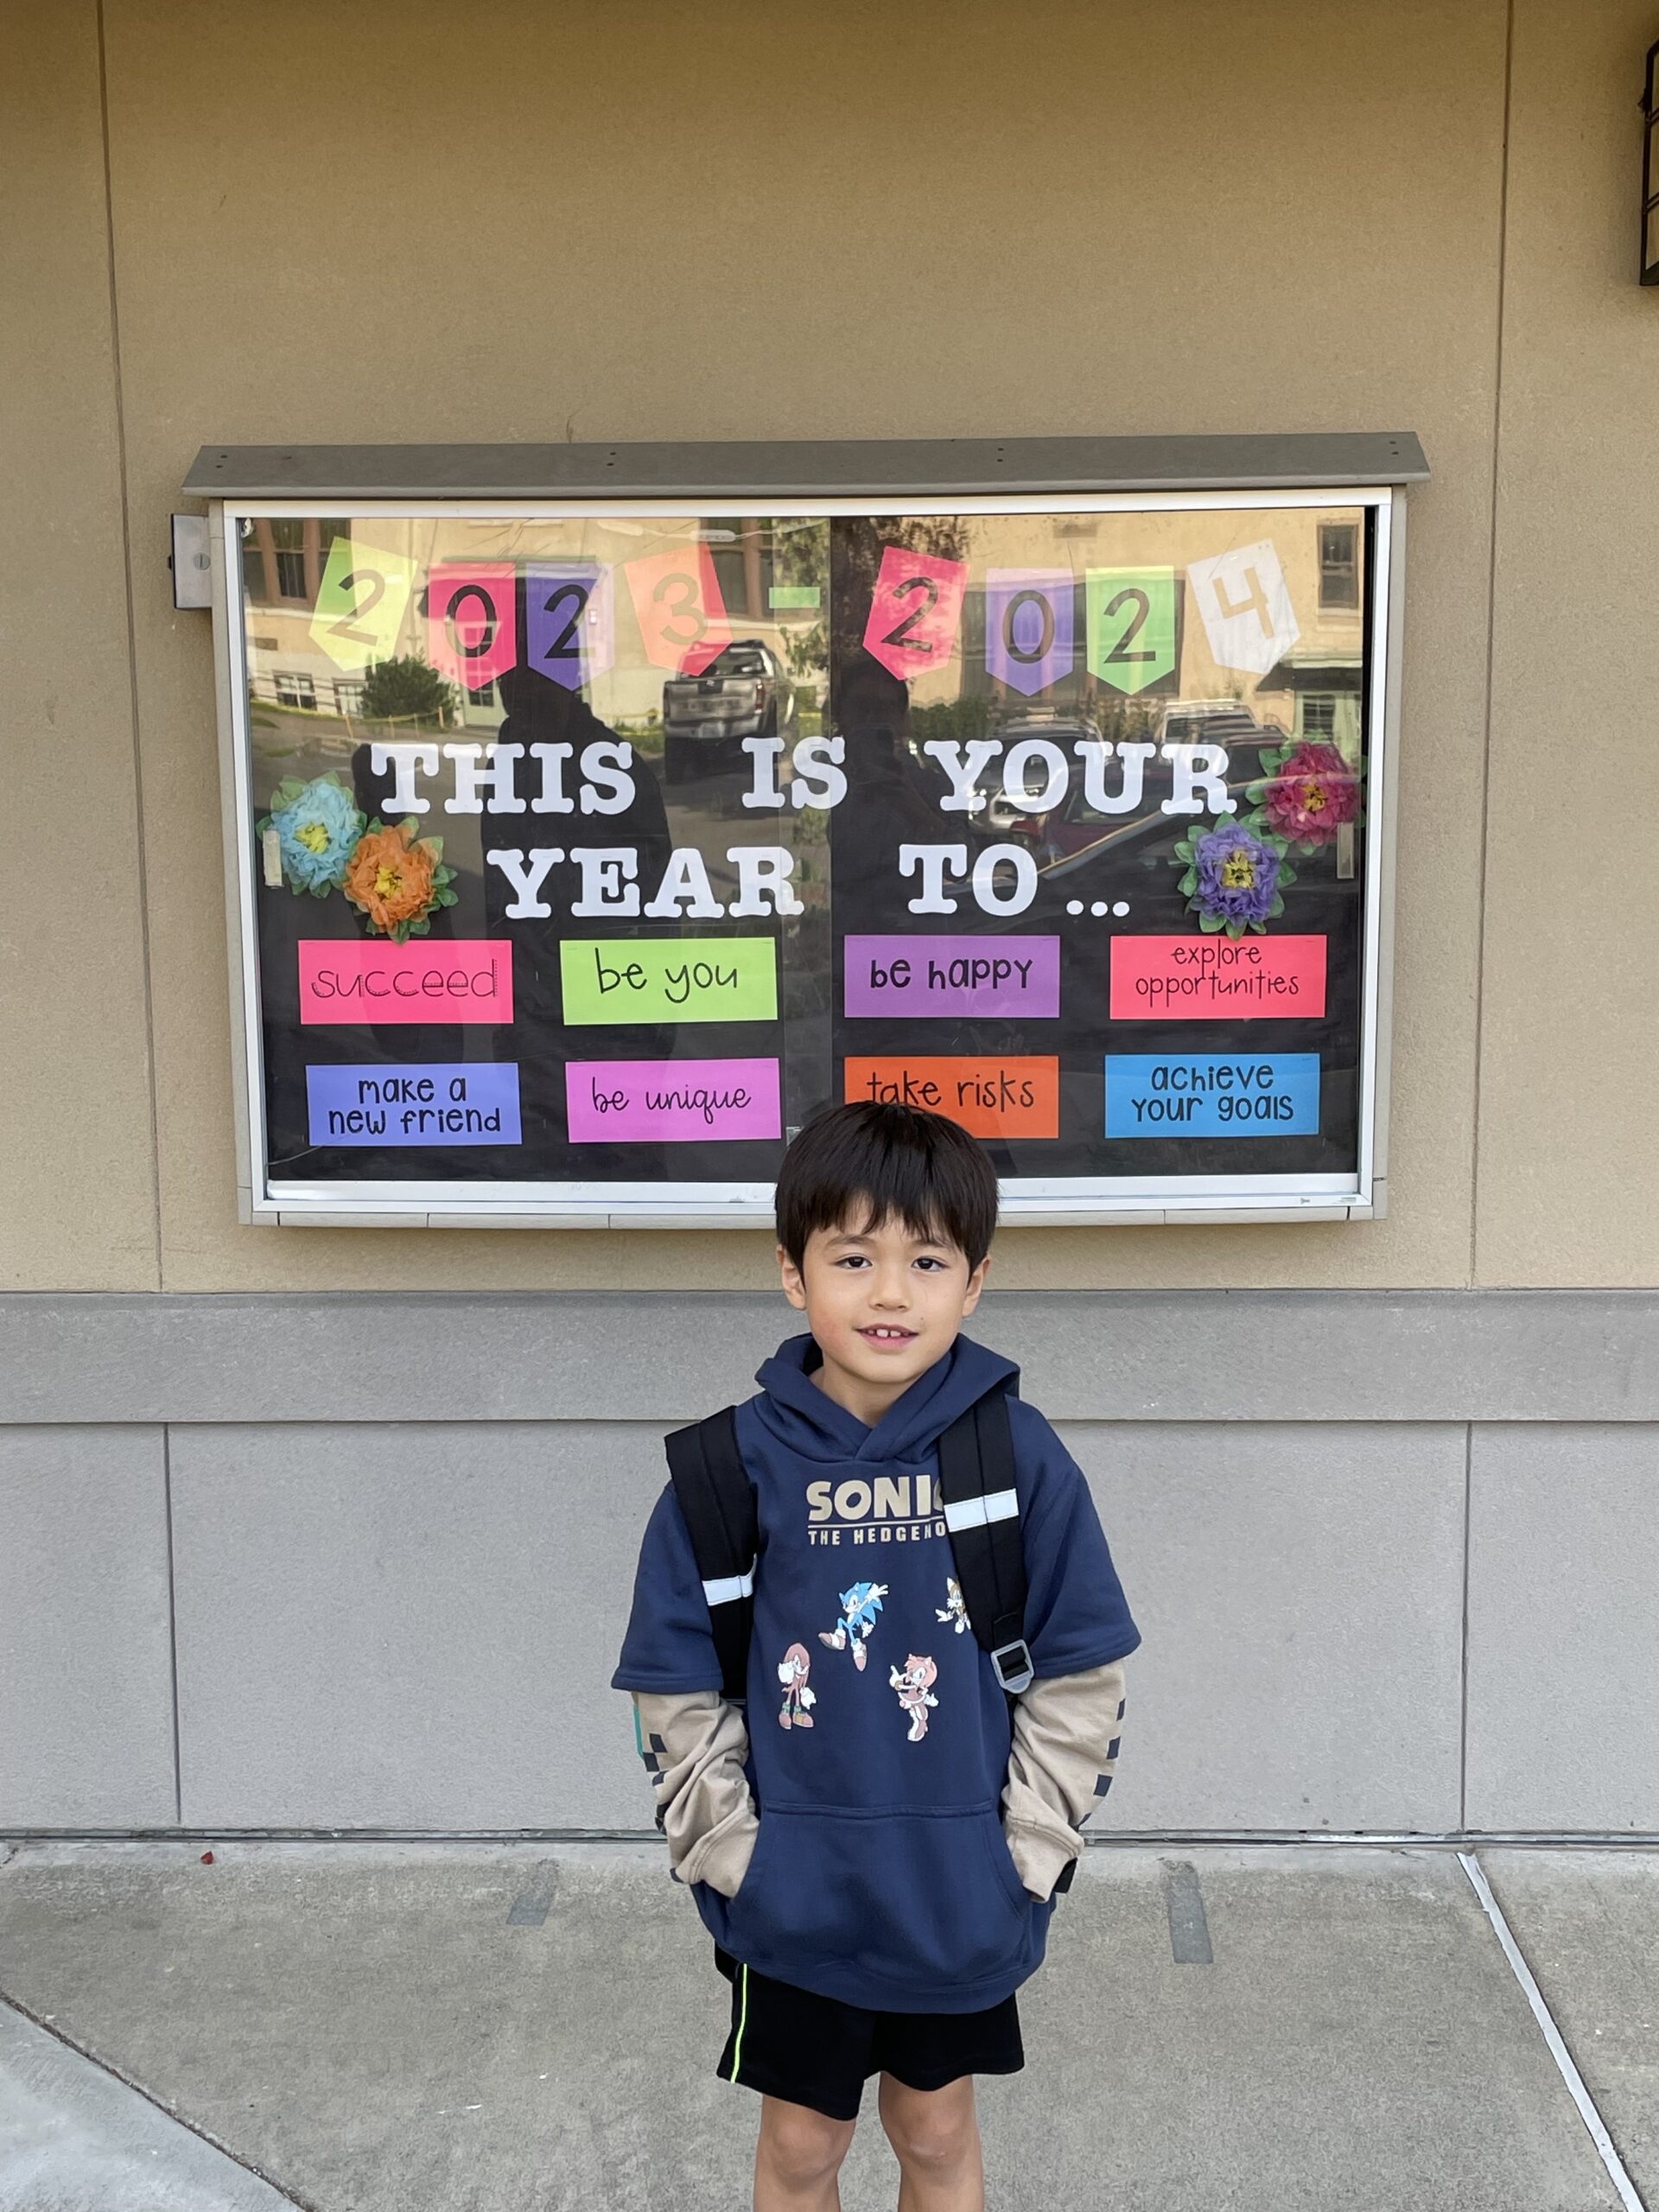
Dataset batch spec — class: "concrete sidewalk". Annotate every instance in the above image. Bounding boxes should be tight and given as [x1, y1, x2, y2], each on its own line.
[0, 1838, 1649, 2211]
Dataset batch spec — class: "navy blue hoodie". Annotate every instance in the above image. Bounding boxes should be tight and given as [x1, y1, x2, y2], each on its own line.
[613, 1333, 1140, 2013]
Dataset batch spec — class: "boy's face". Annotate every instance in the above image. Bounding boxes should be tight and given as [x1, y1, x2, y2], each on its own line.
[778, 1210, 989, 1418]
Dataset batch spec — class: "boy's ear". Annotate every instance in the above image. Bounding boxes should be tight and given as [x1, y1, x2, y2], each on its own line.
[960, 1254, 990, 1317]
[778, 1243, 808, 1311]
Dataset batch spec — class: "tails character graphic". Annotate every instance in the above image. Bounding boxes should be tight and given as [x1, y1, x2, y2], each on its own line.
[818, 1581, 888, 1673]
[778, 1643, 817, 1730]
[890, 1654, 940, 1743]
[936, 1577, 969, 1634]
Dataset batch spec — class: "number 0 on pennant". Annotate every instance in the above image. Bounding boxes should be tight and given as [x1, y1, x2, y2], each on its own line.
[310, 538, 416, 670]
[427, 563, 519, 689]
[863, 547, 968, 681]
[623, 543, 732, 675]
[1085, 567, 1179, 696]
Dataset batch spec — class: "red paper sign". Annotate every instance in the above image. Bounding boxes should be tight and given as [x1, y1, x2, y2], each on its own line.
[623, 543, 732, 675]
[427, 563, 518, 689]
[1109, 935, 1327, 1020]
[862, 547, 968, 680]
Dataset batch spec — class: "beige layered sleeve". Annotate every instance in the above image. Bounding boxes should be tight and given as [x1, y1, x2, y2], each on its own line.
[1001, 1662, 1128, 1901]
[632, 1689, 760, 1898]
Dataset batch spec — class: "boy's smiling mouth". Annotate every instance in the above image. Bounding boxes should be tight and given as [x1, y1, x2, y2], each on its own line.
[858, 1325, 918, 1346]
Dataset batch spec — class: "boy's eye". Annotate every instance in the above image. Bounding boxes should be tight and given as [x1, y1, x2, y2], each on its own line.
[835, 1255, 871, 1269]
[914, 1256, 945, 1273]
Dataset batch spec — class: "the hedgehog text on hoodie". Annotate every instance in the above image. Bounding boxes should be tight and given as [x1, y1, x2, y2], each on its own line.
[613, 1333, 1140, 2014]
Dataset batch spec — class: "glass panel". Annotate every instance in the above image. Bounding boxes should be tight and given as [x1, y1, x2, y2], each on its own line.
[235, 500, 1375, 1203]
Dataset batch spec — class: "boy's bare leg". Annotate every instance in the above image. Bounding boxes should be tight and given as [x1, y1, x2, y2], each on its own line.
[753, 2094, 856, 2212]
[877, 2075, 985, 2212]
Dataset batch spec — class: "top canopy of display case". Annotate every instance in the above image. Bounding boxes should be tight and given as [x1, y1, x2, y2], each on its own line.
[185, 432, 1429, 501]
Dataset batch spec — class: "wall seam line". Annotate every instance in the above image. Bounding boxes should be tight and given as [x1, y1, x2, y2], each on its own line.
[1459, 1421, 1473, 1830]
[162, 1424, 182, 1825]
[1468, 0, 1516, 1290]
[94, 0, 164, 1294]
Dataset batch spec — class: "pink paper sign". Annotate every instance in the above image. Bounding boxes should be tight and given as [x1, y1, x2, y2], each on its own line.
[1109, 935, 1327, 1020]
[623, 543, 732, 676]
[862, 547, 968, 680]
[565, 1057, 780, 1143]
[427, 563, 518, 689]
[298, 940, 514, 1025]
[843, 934, 1059, 1019]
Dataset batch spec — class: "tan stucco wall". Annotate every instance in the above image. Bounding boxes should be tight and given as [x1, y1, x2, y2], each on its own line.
[7, 0, 1651, 1293]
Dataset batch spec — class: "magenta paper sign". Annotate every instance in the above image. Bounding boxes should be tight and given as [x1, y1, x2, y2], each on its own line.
[565, 1057, 780, 1143]
[985, 569, 1074, 696]
[843, 934, 1060, 1019]
[862, 547, 968, 680]
[623, 543, 732, 676]
[427, 563, 518, 689]
[297, 940, 514, 1025]
[1109, 935, 1327, 1019]
[526, 561, 614, 692]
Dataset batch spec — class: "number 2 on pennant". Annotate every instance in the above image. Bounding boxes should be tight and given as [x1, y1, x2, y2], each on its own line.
[1085, 567, 1178, 696]
[526, 562, 614, 693]
[863, 547, 967, 681]
[427, 563, 519, 688]
[623, 543, 731, 675]
[310, 538, 414, 669]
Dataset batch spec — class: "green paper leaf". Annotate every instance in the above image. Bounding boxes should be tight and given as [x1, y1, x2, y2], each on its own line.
[1198, 911, 1225, 933]
[1267, 894, 1286, 918]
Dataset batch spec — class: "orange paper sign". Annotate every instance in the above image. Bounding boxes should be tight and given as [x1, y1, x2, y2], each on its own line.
[843, 1056, 1058, 1139]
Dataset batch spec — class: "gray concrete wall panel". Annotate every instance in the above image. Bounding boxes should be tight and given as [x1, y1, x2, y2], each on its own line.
[3, 1290, 1657, 1427]
[168, 1422, 656, 1829]
[0, 1427, 175, 1826]
[1067, 1423, 1466, 1833]
[1466, 1425, 1659, 1830]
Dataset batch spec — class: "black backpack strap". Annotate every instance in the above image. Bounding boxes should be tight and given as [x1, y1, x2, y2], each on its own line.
[936, 1383, 1033, 1695]
[664, 1406, 757, 1705]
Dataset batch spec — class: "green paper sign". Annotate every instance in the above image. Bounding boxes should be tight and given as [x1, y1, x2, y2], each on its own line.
[559, 937, 778, 1025]
[310, 537, 416, 671]
[1085, 567, 1178, 696]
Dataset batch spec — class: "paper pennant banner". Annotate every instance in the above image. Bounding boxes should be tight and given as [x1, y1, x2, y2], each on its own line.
[1186, 540, 1300, 675]
[863, 546, 968, 681]
[985, 568, 1074, 696]
[526, 561, 615, 692]
[1085, 568, 1179, 696]
[623, 543, 732, 676]
[310, 539, 415, 671]
[427, 563, 519, 689]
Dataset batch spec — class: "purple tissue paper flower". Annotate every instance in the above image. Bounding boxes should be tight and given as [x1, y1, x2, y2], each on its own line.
[1192, 823, 1283, 927]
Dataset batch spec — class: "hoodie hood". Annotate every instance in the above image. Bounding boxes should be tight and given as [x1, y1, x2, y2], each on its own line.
[752, 1332, 1020, 1465]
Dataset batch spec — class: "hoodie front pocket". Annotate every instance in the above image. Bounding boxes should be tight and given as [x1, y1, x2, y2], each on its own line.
[726, 1805, 1031, 1999]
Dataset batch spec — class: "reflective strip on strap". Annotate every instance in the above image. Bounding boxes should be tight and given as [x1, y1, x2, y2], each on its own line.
[702, 1563, 755, 1607]
[942, 1489, 1019, 1533]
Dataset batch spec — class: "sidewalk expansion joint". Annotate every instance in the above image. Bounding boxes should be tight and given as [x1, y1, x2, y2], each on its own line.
[0, 1986, 321, 2212]
[1459, 1852, 1647, 2212]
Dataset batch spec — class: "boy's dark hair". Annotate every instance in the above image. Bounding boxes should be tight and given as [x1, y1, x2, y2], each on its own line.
[774, 1101, 998, 1268]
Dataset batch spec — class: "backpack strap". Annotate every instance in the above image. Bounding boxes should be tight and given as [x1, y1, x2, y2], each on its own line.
[664, 1406, 757, 1705]
[936, 1382, 1033, 1695]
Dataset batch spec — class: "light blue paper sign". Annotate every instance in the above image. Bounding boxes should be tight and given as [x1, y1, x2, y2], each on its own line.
[1104, 1053, 1320, 1137]
[308, 1062, 522, 1145]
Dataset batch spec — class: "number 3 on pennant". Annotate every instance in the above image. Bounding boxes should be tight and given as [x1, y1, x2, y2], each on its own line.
[310, 539, 415, 670]
[863, 548, 968, 681]
[1084, 567, 1179, 696]
[623, 543, 731, 674]
[427, 563, 519, 688]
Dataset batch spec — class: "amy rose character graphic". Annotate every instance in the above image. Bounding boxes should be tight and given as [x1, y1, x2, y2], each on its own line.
[890, 1654, 940, 1743]
[819, 1581, 888, 1672]
[778, 1643, 817, 1730]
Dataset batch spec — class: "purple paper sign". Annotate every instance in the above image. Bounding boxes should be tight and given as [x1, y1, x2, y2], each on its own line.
[526, 561, 614, 692]
[985, 568, 1074, 696]
[307, 1062, 521, 1145]
[566, 1057, 780, 1144]
[843, 935, 1060, 1019]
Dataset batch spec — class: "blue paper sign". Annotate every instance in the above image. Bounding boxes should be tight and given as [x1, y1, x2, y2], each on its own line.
[1104, 1054, 1320, 1137]
[308, 1062, 522, 1146]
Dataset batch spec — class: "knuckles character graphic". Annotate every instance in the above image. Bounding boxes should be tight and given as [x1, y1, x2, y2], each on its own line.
[778, 1642, 817, 1729]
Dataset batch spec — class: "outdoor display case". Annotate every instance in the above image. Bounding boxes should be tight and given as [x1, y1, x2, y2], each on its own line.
[190, 434, 1424, 1226]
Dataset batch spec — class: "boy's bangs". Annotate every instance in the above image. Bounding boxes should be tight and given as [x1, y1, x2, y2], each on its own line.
[775, 1101, 998, 1268]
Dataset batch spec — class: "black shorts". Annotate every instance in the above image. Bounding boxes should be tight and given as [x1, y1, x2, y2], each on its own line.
[713, 1947, 1023, 2123]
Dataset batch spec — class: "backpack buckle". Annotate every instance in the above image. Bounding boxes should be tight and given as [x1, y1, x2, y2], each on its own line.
[991, 1639, 1034, 1694]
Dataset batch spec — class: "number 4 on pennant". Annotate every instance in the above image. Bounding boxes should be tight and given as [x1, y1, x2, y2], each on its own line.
[1085, 568, 1178, 696]
[310, 538, 416, 670]
[863, 548, 968, 681]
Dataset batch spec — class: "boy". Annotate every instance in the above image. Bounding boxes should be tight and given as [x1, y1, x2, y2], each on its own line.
[613, 1102, 1139, 2212]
